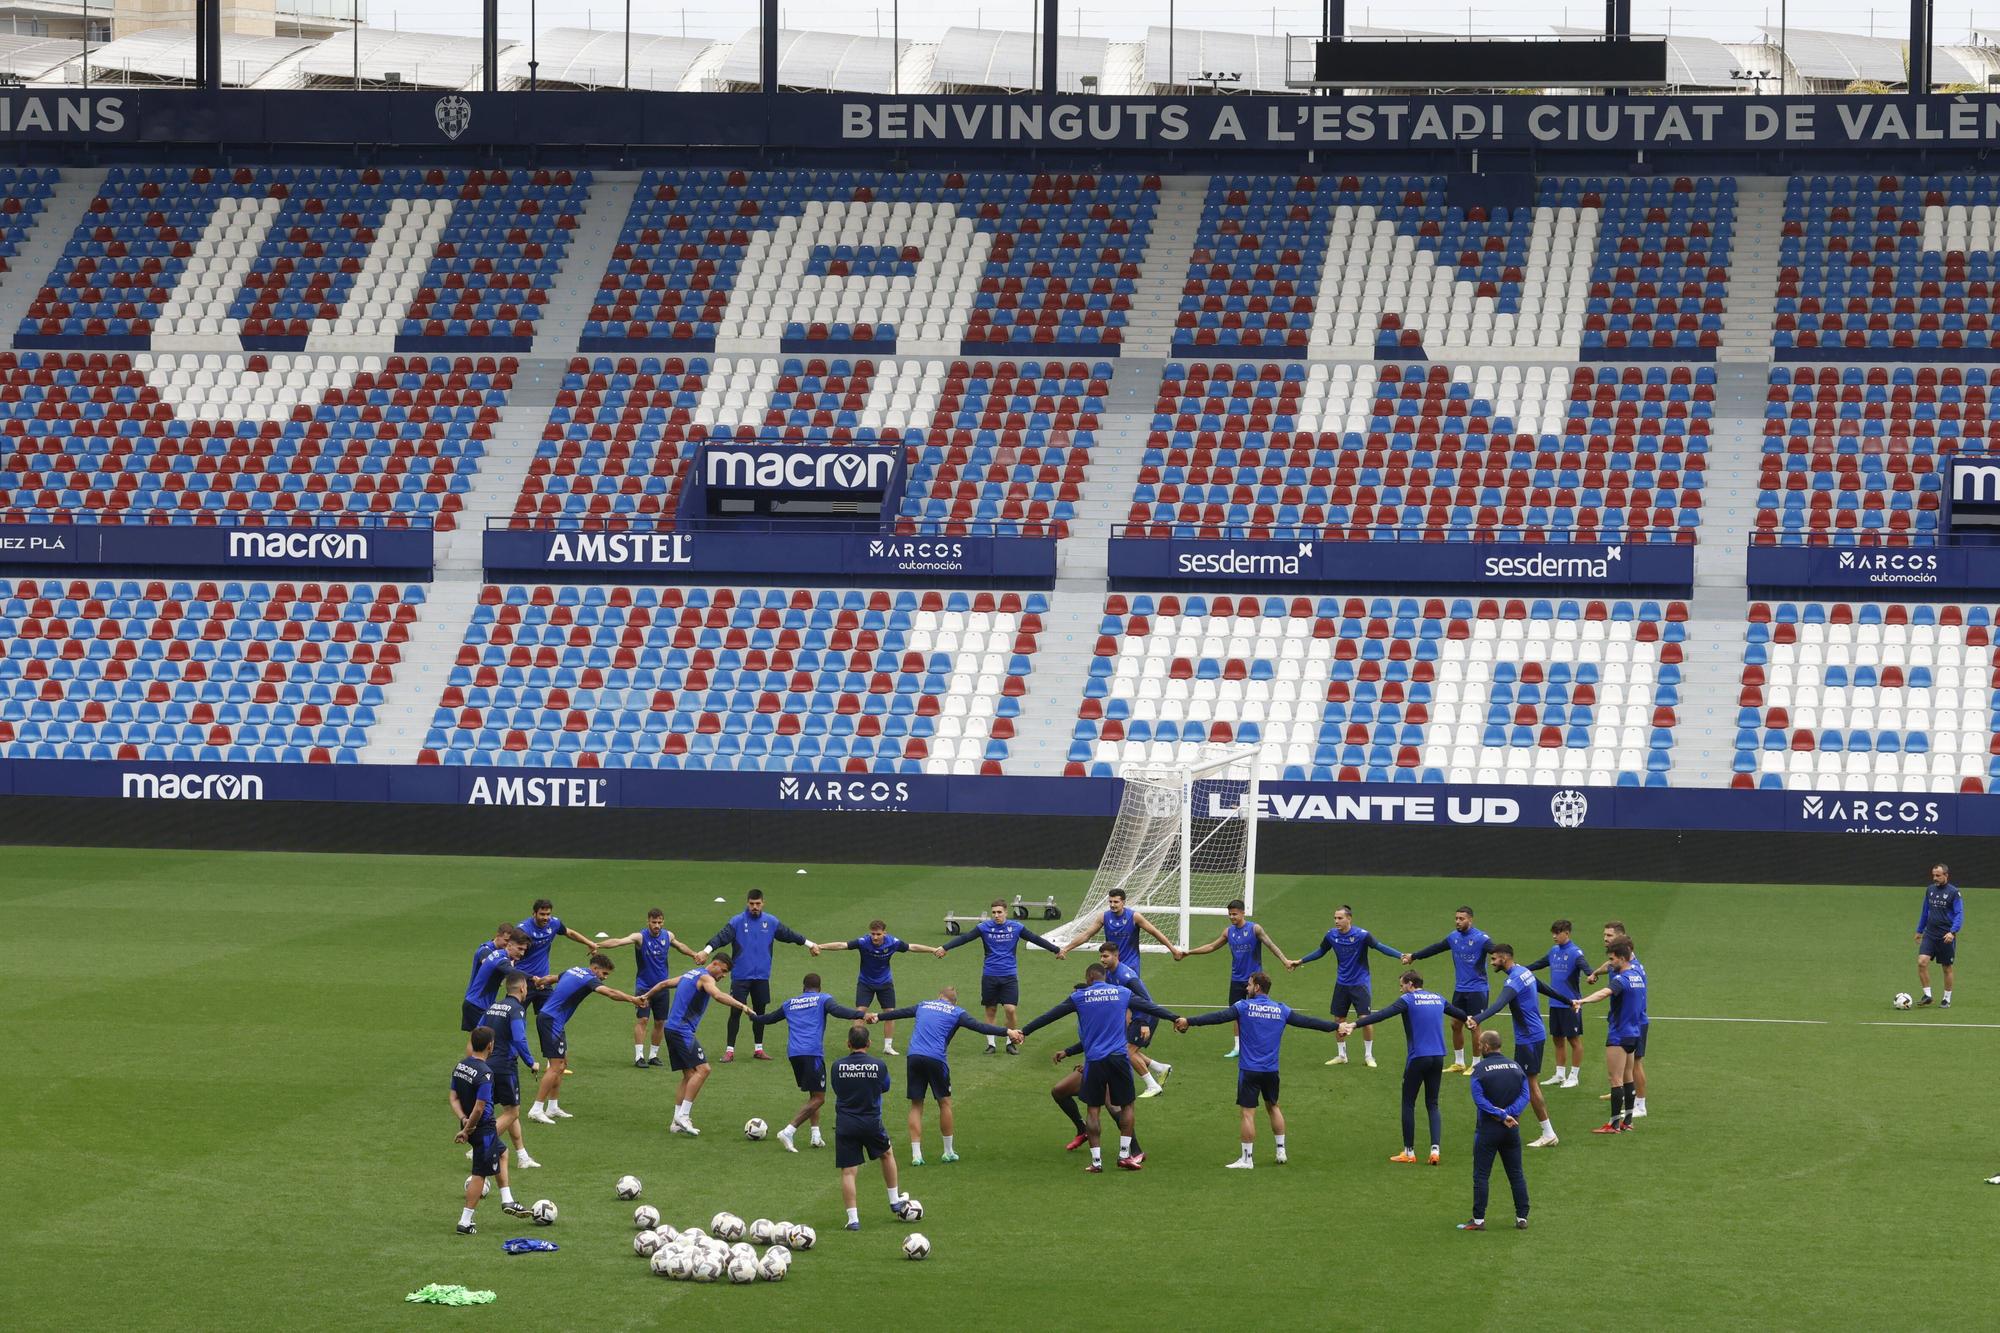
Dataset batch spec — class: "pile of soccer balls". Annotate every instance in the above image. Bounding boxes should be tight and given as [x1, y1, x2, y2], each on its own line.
[634, 1207, 812, 1283]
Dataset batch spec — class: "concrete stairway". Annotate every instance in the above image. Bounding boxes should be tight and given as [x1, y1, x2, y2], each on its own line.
[1693, 360, 1774, 593]
[1671, 603, 1751, 789]
[1714, 176, 1785, 364]
[436, 356, 566, 570]
[1062, 354, 1162, 580]
[0, 167, 102, 348]
[1119, 176, 1207, 356]
[532, 172, 638, 354]
[356, 578, 486, 765]
[1002, 583, 1104, 775]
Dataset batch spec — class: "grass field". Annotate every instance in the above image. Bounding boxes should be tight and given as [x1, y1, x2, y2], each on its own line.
[10, 845, 1995, 1331]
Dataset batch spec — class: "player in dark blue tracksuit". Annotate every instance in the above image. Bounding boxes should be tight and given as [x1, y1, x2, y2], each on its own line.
[751, 972, 868, 1153]
[1293, 904, 1403, 1067]
[828, 1022, 917, 1230]
[1915, 862, 1964, 1007]
[1457, 1030, 1532, 1231]
[1345, 970, 1471, 1164]
[1406, 906, 1492, 1075]
[1018, 965, 1180, 1172]
[449, 1027, 524, 1232]
[1527, 919, 1590, 1087]
[704, 888, 817, 1061]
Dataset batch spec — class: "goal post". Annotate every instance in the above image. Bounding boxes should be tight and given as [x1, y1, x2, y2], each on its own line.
[1047, 744, 1261, 955]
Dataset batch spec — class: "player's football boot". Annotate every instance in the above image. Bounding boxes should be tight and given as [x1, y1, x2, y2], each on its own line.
[1388, 1150, 1418, 1164]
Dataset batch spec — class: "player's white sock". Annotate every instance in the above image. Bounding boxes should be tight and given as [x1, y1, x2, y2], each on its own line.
[887, 1187, 902, 1207]
[528, 1101, 544, 1115]
[1363, 1039, 1374, 1059]
[1924, 987, 1933, 997]
[1142, 1072, 1162, 1093]
[986, 1037, 997, 1049]
[499, 1186, 514, 1204]
[884, 1041, 897, 1054]
[1152, 1059, 1171, 1075]
[459, 1207, 476, 1226]
[648, 1045, 659, 1058]
[675, 1100, 692, 1120]
[1539, 1119, 1553, 1137]
[1090, 1145, 1102, 1167]
[1337, 1041, 1348, 1058]
[846, 1206, 859, 1225]
[634, 1044, 645, 1060]
[1118, 1135, 1133, 1157]
[941, 1135, 954, 1154]
[754, 1043, 765, 1053]
[1237, 1142, 1254, 1162]
[810, 1127, 825, 1145]
[1944, 991, 1953, 1003]
[1634, 1098, 1647, 1113]
[1274, 1133, 1286, 1150]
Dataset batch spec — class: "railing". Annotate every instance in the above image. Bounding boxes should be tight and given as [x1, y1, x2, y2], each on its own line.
[1, 510, 431, 530]
[1110, 522, 1692, 545]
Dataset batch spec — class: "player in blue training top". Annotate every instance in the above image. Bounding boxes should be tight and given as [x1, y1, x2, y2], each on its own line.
[1457, 1029, 1533, 1232]
[1017, 963, 1180, 1173]
[1585, 920, 1650, 1118]
[1472, 943, 1574, 1150]
[1526, 919, 1589, 1089]
[1095, 942, 1176, 1101]
[598, 908, 704, 1069]
[639, 955, 759, 1138]
[940, 898, 1062, 1053]
[515, 898, 602, 1018]
[1575, 936, 1648, 1134]
[526, 953, 645, 1125]
[1059, 887, 1185, 973]
[479, 971, 542, 1171]
[874, 984, 1013, 1165]
[750, 972, 868, 1153]
[464, 923, 518, 1030]
[1177, 971, 1340, 1168]
[1291, 903, 1403, 1068]
[1343, 969, 1472, 1166]
[702, 888, 818, 1063]
[817, 919, 946, 1056]
[1915, 862, 1964, 1008]
[827, 1022, 917, 1231]
[1404, 905, 1492, 1076]
[1184, 898, 1296, 1063]
[449, 1026, 527, 1233]
[463, 928, 527, 1032]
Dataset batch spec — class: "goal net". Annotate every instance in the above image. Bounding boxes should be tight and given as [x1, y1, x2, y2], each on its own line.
[1047, 744, 1261, 954]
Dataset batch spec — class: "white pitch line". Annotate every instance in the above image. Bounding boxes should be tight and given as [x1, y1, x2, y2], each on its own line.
[1861, 1021, 2000, 1030]
[1648, 1016, 1828, 1025]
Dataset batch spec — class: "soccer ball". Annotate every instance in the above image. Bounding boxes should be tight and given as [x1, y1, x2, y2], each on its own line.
[633, 1204, 661, 1230]
[615, 1174, 643, 1200]
[649, 1246, 676, 1277]
[634, 1229, 662, 1258]
[903, 1233, 931, 1260]
[744, 1117, 769, 1141]
[726, 1252, 759, 1284]
[758, 1248, 790, 1282]
[530, 1199, 558, 1226]
[664, 1248, 694, 1280]
[1894, 992, 1914, 1010]
[899, 1196, 924, 1221]
[655, 1222, 680, 1245]
[690, 1253, 722, 1283]
[787, 1223, 816, 1251]
[729, 1242, 757, 1266]
[764, 1243, 792, 1265]
[711, 1211, 746, 1240]
[681, 1226, 706, 1242]
[749, 1218, 778, 1244]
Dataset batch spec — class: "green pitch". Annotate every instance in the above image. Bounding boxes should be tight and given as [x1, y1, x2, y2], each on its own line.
[9, 846, 1993, 1331]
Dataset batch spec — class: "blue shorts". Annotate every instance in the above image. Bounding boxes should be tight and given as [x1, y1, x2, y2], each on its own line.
[906, 1055, 952, 1103]
[1080, 1057, 1135, 1109]
[665, 1031, 706, 1072]
[834, 1122, 891, 1169]
[535, 1013, 568, 1061]
[1514, 1040, 1545, 1077]
[490, 1063, 521, 1107]
[1921, 932, 1956, 967]
[856, 981, 897, 1009]
[980, 975, 1020, 1009]
[1547, 1004, 1583, 1039]
[790, 1054, 826, 1093]
[461, 1000, 487, 1033]
[1126, 1014, 1155, 1048]
[1236, 1069, 1281, 1109]
[468, 1129, 502, 1177]
[1451, 988, 1490, 1016]
[1228, 978, 1252, 1005]
[1332, 983, 1372, 1019]
[643, 988, 673, 1022]
[1635, 1023, 1649, 1060]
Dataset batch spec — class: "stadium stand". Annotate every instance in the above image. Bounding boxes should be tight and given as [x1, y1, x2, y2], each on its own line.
[1734, 602, 1997, 792]
[0, 577, 418, 762]
[1124, 361, 1709, 541]
[1773, 175, 2000, 357]
[1757, 365, 1994, 545]
[1174, 173, 1731, 359]
[582, 170, 1158, 353]
[1069, 593, 1686, 787]
[0, 166, 58, 278]
[19, 166, 585, 351]
[419, 585, 1045, 772]
[0, 351, 509, 528]
[510, 354, 1106, 539]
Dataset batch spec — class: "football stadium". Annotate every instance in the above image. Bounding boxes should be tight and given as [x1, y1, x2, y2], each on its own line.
[10, 1, 2000, 1327]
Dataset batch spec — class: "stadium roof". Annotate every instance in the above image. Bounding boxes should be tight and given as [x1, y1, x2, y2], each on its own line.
[510, 28, 715, 90]
[1759, 26, 1974, 85]
[1141, 26, 1292, 92]
[719, 29, 917, 94]
[931, 26, 1110, 92]
[0, 32, 80, 80]
[82, 31, 316, 87]
[295, 28, 504, 89]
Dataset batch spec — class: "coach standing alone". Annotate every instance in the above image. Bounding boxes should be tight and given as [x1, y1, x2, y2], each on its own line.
[1916, 863, 1964, 1008]
[1457, 1030, 1531, 1233]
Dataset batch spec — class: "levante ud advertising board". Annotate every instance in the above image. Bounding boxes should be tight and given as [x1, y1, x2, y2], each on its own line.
[10, 759, 1994, 836]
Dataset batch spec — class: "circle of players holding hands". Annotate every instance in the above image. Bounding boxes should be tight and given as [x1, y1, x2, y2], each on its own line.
[448, 886, 1658, 1242]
